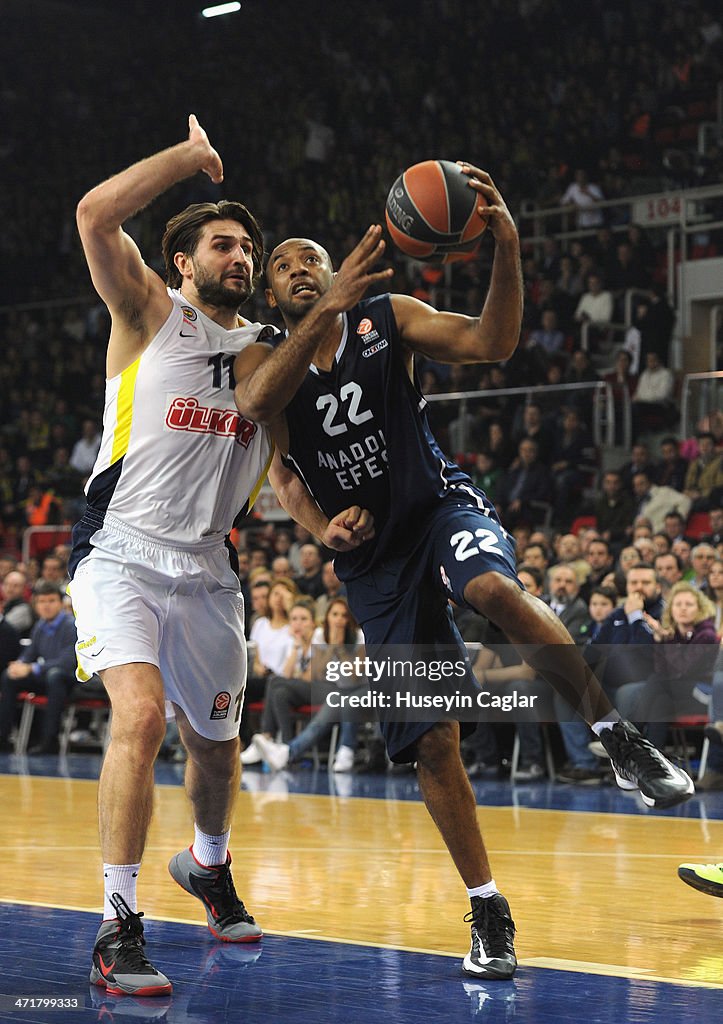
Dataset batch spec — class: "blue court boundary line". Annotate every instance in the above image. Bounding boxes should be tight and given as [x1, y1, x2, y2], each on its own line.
[1, 897, 721, 992]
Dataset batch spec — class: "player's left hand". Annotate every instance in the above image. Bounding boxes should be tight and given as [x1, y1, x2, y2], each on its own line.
[457, 163, 518, 245]
[322, 506, 375, 551]
[321, 226, 395, 315]
[188, 113, 224, 184]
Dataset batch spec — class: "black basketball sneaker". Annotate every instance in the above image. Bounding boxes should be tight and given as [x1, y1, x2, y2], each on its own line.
[168, 847, 262, 942]
[598, 719, 694, 808]
[90, 894, 172, 997]
[462, 894, 517, 980]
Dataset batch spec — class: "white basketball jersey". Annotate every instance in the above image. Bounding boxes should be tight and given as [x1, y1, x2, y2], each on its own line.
[82, 290, 274, 545]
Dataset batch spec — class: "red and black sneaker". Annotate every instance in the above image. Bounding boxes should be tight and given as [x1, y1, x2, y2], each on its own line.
[168, 847, 262, 942]
[89, 893, 172, 997]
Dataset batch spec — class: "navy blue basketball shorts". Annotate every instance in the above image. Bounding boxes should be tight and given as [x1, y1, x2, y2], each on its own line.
[344, 489, 520, 762]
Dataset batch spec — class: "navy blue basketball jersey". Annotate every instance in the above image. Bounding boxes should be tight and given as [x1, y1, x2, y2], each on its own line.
[277, 294, 495, 579]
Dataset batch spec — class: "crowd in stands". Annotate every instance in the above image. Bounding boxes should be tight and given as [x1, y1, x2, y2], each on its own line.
[0, 495, 722, 789]
[166, 505, 723, 785]
[5, 0, 723, 309]
[1, 0, 722, 776]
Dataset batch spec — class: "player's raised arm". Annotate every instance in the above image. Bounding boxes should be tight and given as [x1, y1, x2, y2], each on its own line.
[76, 115, 223, 366]
[391, 166, 522, 364]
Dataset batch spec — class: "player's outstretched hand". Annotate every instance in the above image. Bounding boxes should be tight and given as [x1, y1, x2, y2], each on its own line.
[188, 113, 224, 184]
[322, 226, 394, 314]
[322, 506, 375, 552]
[457, 164, 518, 245]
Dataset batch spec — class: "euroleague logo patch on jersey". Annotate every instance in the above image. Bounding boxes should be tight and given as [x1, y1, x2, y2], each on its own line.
[181, 306, 198, 322]
[210, 691, 232, 720]
[166, 397, 258, 448]
[357, 318, 380, 344]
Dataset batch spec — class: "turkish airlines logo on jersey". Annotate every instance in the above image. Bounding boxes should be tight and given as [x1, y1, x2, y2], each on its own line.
[166, 397, 257, 448]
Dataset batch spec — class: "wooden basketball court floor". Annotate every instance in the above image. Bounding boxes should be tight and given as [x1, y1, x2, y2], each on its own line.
[1, 753, 722, 1023]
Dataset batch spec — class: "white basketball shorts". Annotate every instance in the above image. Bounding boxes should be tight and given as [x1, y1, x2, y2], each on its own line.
[68, 514, 246, 742]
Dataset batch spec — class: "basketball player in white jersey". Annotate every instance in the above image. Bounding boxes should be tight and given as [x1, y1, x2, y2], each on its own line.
[71, 115, 374, 997]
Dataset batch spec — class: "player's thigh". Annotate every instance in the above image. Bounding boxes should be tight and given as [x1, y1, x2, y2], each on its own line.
[70, 553, 164, 680]
[344, 559, 426, 647]
[160, 583, 246, 742]
[429, 505, 519, 608]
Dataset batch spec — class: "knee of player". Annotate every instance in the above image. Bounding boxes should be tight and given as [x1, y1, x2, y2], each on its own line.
[111, 697, 167, 751]
[183, 728, 239, 766]
[464, 571, 521, 620]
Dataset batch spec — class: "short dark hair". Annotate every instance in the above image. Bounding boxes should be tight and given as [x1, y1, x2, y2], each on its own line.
[655, 551, 683, 571]
[590, 585, 617, 604]
[525, 542, 550, 560]
[517, 564, 544, 589]
[32, 580, 63, 599]
[627, 562, 657, 576]
[162, 201, 264, 289]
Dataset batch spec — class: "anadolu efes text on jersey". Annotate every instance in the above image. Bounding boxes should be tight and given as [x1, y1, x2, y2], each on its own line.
[69, 290, 275, 570]
[278, 294, 491, 581]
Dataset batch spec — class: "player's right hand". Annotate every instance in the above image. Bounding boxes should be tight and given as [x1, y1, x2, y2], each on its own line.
[322, 226, 394, 314]
[188, 113, 224, 184]
[322, 506, 375, 551]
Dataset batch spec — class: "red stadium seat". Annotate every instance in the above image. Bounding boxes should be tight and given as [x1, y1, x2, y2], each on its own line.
[686, 512, 711, 539]
[570, 515, 597, 535]
[14, 692, 47, 754]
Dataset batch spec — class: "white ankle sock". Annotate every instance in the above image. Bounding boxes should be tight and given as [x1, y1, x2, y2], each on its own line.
[103, 863, 141, 919]
[591, 711, 622, 737]
[467, 879, 498, 899]
[192, 825, 230, 867]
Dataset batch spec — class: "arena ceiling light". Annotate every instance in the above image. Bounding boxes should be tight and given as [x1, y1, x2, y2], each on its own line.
[201, 2, 241, 17]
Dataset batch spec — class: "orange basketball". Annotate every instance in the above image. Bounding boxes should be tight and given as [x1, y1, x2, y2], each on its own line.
[385, 160, 488, 263]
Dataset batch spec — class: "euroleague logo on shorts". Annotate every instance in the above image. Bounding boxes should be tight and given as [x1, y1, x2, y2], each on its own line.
[210, 691, 231, 720]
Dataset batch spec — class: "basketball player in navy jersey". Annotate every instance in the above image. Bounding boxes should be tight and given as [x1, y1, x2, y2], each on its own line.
[234, 165, 693, 979]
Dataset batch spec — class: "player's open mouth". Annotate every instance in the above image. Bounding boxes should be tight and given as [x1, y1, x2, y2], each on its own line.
[292, 283, 316, 295]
